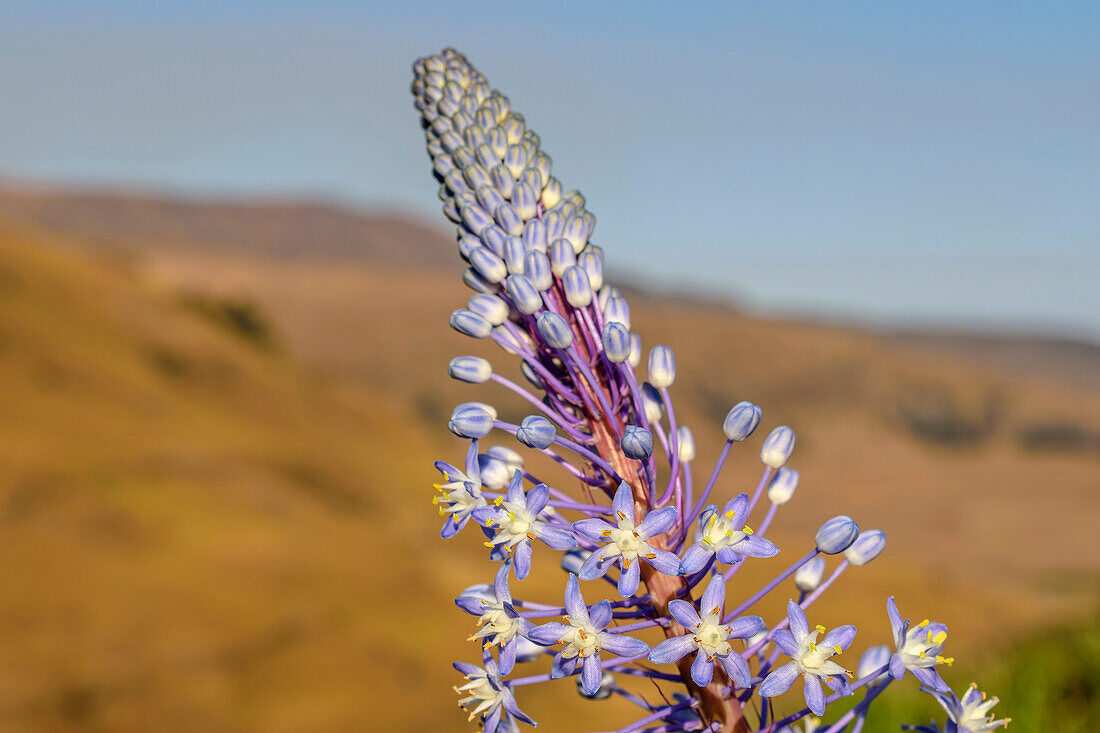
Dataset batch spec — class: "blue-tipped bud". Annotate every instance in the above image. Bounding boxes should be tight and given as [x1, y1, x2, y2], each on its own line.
[536, 312, 573, 349]
[766, 467, 799, 505]
[647, 345, 676, 389]
[548, 238, 576, 277]
[677, 425, 695, 462]
[603, 296, 631, 330]
[476, 453, 511, 490]
[505, 274, 542, 315]
[449, 308, 493, 338]
[858, 645, 892, 683]
[597, 285, 619, 311]
[722, 401, 762, 442]
[544, 209, 565, 241]
[516, 415, 556, 450]
[513, 182, 538, 219]
[794, 555, 827, 592]
[562, 265, 593, 308]
[760, 425, 796, 468]
[621, 425, 653, 460]
[487, 444, 524, 472]
[459, 201, 493, 234]
[844, 529, 886, 566]
[490, 164, 514, 200]
[520, 361, 542, 389]
[641, 382, 664, 423]
[457, 234, 481, 260]
[461, 267, 496, 294]
[628, 333, 643, 368]
[541, 177, 563, 209]
[495, 202, 524, 236]
[523, 251, 553, 291]
[448, 404, 495, 438]
[523, 219, 548, 253]
[515, 637, 543, 664]
[563, 214, 588, 253]
[577, 672, 614, 700]
[502, 235, 526, 274]
[601, 322, 632, 363]
[577, 250, 603, 291]
[448, 356, 492, 384]
[815, 515, 861, 554]
[560, 547, 590, 575]
[481, 224, 507, 255]
[476, 184, 505, 214]
[467, 294, 509, 326]
[469, 246, 507, 283]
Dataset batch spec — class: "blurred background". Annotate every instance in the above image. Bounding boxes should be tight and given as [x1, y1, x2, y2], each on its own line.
[0, 2, 1097, 731]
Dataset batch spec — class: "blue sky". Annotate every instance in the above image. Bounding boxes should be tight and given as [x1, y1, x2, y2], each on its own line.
[2, 1, 1098, 339]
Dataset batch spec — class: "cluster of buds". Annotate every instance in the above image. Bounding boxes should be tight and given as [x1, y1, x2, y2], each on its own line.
[412, 48, 1007, 733]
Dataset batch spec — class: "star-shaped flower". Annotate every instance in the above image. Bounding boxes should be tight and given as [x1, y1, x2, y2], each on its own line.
[679, 493, 779, 575]
[572, 481, 681, 596]
[453, 652, 535, 733]
[760, 600, 856, 716]
[647, 573, 763, 687]
[474, 471, 577, 579]
[905, 683, 1010, 732]
[887, 596, 952, 692]
[433, 440, 488, 538]
[456, 563, 540, 676]
[528, 574, 650, 695]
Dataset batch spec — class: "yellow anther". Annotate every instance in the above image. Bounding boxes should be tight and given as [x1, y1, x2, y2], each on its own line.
[833, 644, 842, 654]
[431, 496, 441, 505]
[623, 557, 632, 568]
[743, 525, 754, 535]
[646, 553, 657, 560]
[702, 536, 714, 546]
[432, 483, 444, 490]
[932, 631, 947, 645]
[617, 510, 627, 521]
[494, 497, 504, 506]
[919, 651, 926, 659]
[485, 519, 495, 527]
[438, 508, 447, 517]
[918, 619, 930, 628]
[725, 510, 735, 519]
[526, 532, 536, 540]
[815, 624, 826, 634]
[508, 511, 515, 521]
[600, 530, 612, 537]
[484, 541, 495, 548]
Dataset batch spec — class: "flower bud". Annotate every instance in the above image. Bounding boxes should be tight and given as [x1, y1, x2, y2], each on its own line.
[815, 515, 860, 555]
[794, 555, 827, 592]
[523, 218, 548, 253]
[844, 529, 886, 566]
[536, 312, 573, 349]
[487, 445, 523, 472]
[462, 267, 496, 294]
[459, 201, 493, 234]
[671, 425, 695, 463]
[601, 322, 632, 363]
[495, 202, 524, 236]
[501, 235, 526, 274]
[562, 265, 593, 308]
[722, 401, 761, 441]
[577, 672, 614, 700]
[621, 425, 653, 460]
[561, 548, 590, 574]
[480, 224, 507, 255]
[746, 623, 770, 652]
[548, 238, 576, 277]
[516, 415, 556, 449]
[449, 308, 493, 338]
[523, 251, 553, 291]
[577, 249, 603, 291]
[520, 361, 542, 389]
[541, 177, 562, 209]
[628, 333, 643, 368]
[544, 209, 565, 241]
[513, 182, 538, 219]
[467, 293, 509, 325]
[476, 184, 505, 214]
[477, 453, 511, 490]
[766, 467, 799, 505]
[858, 645, 892, 683]
[647, 345, 676, 389]
[448, 356, 492, 383]
[563, 214, 588, 253]
[515, 637, 543, 664]
[505, 274, 542, 314]
[448, 404, 495, 438]
[760, 426, 796, 468]
[603, 296, 631, 330]
[641, 382, 664, 424]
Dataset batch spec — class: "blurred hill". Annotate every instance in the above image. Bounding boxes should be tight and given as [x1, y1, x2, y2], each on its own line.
[0, 182, 1097, 731]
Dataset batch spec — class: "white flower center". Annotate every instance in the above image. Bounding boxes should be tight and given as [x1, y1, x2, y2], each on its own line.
[699, 511, 751, 551]
[472, 603, 520, 647]
[488, 500, 536, 547]
[558, 620, 601, 659]
[692, 616, 733, 658]
[899, 621, 951, 668]
[454, 673, 504, 722]
[433, 476, 485, 520]
[795, 626, 848, 680]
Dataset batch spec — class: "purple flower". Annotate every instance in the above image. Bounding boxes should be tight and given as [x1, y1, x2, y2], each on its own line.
[679, 493, 779, 575]
[457, 564, 539, 676]
[906, 683, 1010, 733]
[572, 482, 681, 596]
[433, 440, 488, 538]
[453, 652, 535, 733]
[527, 574, 649, 694]
[647, 574, 762, 687]
[759, 600, 856, 716]
[475, 471, 577, 579]
[887, 596, 953, 692]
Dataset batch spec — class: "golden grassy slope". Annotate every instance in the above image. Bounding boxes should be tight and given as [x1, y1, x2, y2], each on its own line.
[0, 212, 1097, 731]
